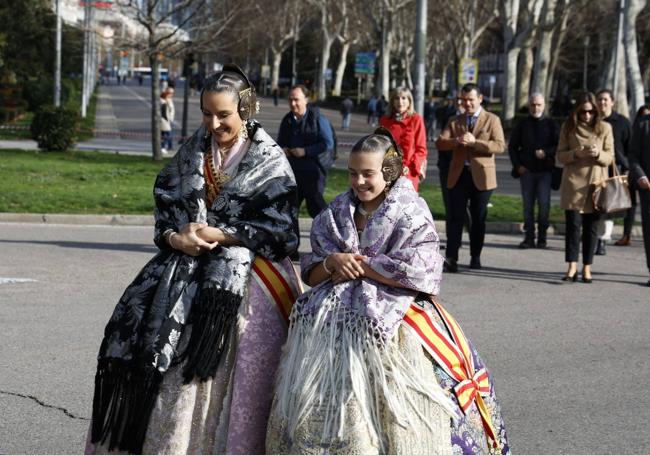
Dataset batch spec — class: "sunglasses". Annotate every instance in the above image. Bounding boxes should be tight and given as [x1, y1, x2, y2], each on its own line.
[579, 109, 595, 115]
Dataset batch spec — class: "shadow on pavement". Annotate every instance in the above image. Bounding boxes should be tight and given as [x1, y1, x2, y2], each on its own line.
[0, 239, 157, 254]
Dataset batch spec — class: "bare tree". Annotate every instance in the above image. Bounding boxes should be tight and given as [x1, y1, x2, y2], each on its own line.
[332, 0, 362, 96]
[624, 0, 648, 119]
[117, 0, 204, 161]
[500, 0, 543, 122]
[308, 0, 342, 100]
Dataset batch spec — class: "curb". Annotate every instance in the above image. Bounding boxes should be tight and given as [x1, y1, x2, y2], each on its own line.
[0, 213, 641, 237]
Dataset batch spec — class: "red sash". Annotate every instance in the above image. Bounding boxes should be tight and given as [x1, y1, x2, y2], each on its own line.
[251, 257, 301, 325]
[403, 301, 500, 450]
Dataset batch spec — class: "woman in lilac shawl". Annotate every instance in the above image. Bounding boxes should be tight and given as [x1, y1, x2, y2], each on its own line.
[267, 130, 510, 455]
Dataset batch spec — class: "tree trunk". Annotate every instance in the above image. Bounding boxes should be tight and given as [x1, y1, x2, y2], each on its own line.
[318, 34, 334, 100]
[271, 49, 282, 92]
[517, 47, 534, 108]
[501, 0, 521, 123]
[531, 0, 557, 98]
[150, 52, 162, 161]
[380, 29, 393, 99]
[616, 58, 629, 117]
[545, 1, 570, 100]
[332, 40, 351, 97]
[624, 0, 647, 119]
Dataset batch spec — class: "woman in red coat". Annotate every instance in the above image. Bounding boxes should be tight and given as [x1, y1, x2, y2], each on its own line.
[379, 87, 428, 191]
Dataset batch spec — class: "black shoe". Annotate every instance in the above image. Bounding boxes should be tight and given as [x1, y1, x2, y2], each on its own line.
[595, 239, 606, 256]
[518, 239, 535, 249]
[443, 258, 458, 273]
[646, 279, 650, 287]
[469, 257, 482, 269]
[536, 240, 547, 249]
[582, 275, 593, 284]
[561, 272, 578, 282]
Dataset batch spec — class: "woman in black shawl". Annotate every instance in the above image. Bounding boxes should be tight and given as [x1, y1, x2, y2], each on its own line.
[86, 65, 301, 455]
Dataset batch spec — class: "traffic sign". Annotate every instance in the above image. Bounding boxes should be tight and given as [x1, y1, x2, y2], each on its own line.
[355, 52, 376, 78]
[459, 58, 479, 84]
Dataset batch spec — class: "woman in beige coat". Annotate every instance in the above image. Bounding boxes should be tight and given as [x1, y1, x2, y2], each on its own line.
[557, 92, 614, 283]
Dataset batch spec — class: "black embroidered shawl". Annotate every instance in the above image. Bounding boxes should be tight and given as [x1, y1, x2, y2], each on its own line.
[91, 120, 298, 454]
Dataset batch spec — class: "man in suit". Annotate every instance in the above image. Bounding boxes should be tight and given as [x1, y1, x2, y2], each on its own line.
[629, 110, 650, 286]
[435, 83, 505, 272]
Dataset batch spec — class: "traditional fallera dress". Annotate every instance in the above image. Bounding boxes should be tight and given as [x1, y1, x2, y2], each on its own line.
[85, 121, 302, 455]
[266, 177, 511, 455]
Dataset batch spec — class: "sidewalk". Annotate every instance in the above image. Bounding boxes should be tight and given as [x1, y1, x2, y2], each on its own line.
[0, 211, 641, 237]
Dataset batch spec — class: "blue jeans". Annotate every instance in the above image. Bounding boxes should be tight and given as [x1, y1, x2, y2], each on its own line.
[342, 113, 351, 130]
[520, 171, 552, 241]
[161, 130, 172, 150]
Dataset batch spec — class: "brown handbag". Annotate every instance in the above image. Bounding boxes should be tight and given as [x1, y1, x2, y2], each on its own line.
[591, 159, 632, 214]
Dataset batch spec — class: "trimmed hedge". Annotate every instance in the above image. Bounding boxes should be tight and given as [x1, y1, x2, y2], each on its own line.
[30, 105, 79, 151]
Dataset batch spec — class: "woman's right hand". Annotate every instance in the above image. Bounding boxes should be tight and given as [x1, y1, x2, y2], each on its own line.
[169, 223, 219, 256]
[328, 253, 365, 284]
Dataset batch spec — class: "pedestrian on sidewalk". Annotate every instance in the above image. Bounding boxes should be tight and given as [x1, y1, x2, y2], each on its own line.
[508, 93, 559, 249]
[557, 92, 614, 283]
[160, 88, 175, 155]
[629, 104, 650, 287]
[436, 83, 505, 272]
[367, 94, 378, 126]
[379, 87, 428, 191]
[86, 64, 301, 455]
[424, 96, 437, 140]
[340, 96, 354, 131]
[267, 129, 511, 454]
[594, 89, 632, 254]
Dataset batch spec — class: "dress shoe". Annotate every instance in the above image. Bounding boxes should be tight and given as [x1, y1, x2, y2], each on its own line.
[614, 235, 630, 246]
[443, 258, 458, 273]
[561, 272, 578, 282]
[469, 257, 482, 269]
[595, 239, 606, 256]
[518, 239, 535, 249]
[582, 275, 593, 284]
[536, 240, 548, 249]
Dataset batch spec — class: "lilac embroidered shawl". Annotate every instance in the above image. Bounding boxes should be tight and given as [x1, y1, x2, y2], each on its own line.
[298, 177, 444, 339]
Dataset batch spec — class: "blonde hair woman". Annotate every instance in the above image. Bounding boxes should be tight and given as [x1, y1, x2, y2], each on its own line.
[379, 87, 428, 191]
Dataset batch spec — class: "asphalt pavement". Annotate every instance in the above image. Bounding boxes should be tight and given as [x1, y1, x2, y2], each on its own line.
[1, 221, 649, 454]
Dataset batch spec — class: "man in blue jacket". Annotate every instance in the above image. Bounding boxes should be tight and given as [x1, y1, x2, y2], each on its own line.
[277, 84, 335, 222]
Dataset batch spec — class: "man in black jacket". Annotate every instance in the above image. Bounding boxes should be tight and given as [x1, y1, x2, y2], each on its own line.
[629, 111, 650, 286]
[508, 93, 559, 249]
[594, 89, 633, 255]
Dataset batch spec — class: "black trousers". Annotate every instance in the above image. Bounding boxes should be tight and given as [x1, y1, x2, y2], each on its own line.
[639, 189, 650, 271]
[295, 169, 327, 218]
[446, 167, 492, 261]
[623, 188, 638, 237]
[564, 210, 599, 264]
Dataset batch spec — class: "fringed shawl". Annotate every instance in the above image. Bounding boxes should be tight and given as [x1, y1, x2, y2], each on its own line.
[275, 177, 454, 450]
[298, 176, 444, 339]
[91, 120, 298, 454]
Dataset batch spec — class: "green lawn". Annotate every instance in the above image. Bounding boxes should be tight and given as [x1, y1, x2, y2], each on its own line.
[0, 148, 562, 223]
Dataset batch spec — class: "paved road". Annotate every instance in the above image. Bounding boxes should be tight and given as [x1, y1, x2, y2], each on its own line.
[92, 80, 527, 199]
[1, 221, 649, 454]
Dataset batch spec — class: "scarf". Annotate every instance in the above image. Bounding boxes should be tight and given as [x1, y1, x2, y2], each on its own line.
[91, 120, 298, 454]
[274, 177, 455, 450]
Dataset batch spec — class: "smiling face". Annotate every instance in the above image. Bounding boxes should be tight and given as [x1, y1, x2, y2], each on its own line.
[201, 91, 243, 147]
[348, 151, 388, 208]
[392, 92, 411, 115]
[596, 92, 614, 117]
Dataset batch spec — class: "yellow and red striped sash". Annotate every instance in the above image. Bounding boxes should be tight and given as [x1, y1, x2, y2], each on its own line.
[251, 257, 301, 325]
[403, 301, 500, 451]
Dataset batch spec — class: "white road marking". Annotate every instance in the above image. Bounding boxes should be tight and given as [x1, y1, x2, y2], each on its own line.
[0, 278, 38, 284]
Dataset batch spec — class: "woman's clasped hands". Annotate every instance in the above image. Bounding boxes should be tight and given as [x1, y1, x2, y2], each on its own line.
[169, 223, 220, 257]
[325, 253, 367, 284]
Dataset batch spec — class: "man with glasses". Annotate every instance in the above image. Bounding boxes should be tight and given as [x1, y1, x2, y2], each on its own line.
[436, 83, 505, 272]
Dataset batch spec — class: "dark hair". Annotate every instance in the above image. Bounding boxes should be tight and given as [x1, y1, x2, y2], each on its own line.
[200, 64, 257, 119]
[290, 84, 310, 98]
[596, 89, 614, 101]
[634, 104, 650, 127]
[564, 91, 605, 136]
[460, 83, 482, 97]
[350, 128, 404, 187]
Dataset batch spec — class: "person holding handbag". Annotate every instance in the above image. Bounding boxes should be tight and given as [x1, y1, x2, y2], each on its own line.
[557, 92, 614, 283]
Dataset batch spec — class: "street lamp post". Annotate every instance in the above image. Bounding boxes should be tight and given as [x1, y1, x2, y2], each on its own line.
[413, 0, 427, 114]
[181, 51, 193, 142]
[54, 0, 62, 107]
